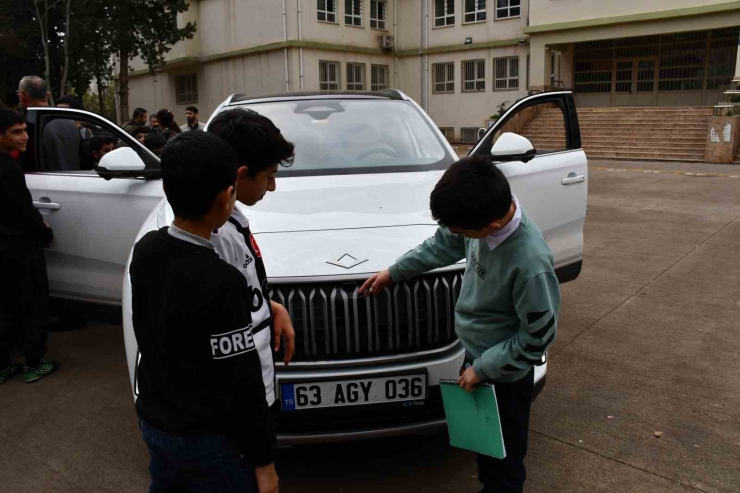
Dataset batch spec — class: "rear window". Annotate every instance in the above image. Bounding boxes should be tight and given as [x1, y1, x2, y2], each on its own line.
[230, 99, 454, 177]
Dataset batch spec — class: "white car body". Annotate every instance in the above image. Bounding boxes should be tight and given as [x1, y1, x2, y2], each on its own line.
[24, 91, 587, 443]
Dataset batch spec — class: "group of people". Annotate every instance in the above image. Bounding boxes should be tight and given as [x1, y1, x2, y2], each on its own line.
[0, 76, 560, 493]
[121, 105, 205, 157]
[10, 76, 119, 171]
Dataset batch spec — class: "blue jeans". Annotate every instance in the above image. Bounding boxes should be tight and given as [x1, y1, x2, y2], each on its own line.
[139, 419, 257, 493]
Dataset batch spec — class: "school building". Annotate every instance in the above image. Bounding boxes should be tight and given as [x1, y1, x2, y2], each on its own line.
[123, 1, 740, 151]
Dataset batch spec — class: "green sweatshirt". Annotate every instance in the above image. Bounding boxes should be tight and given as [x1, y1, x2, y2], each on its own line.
[389, 210, 560, 383]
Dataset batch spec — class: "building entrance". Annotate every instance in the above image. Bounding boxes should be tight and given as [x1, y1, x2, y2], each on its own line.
[573, 28, 738, 108]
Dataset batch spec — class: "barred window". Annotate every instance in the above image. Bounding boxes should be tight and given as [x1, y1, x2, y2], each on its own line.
[495, 0, 520, 19]
[347, 62, 366, 91]
[462, 60, 485, 92]
[460, 127, 479, 144]
[433, 62, 455, 93]
[317, 0, 337, 23]
[345, 0, 362, 26]
[658, 35, 706, 92]
[464, 0, 486, 23]
[434, 0, 455, 27]
[319, 60, 340, 91]
[176, 74, 198, 104]
[371, 64, 390, 91]
[370, 0, 386, 29]
[439, 127, 455, 143]
[494, 57, 519, 90]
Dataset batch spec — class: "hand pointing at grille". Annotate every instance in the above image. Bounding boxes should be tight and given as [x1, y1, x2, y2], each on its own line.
[359, 269, 394, 297]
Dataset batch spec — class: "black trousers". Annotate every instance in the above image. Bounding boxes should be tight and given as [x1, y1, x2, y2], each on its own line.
[0, 239, 49, 369]
[463, 359, 535, 493]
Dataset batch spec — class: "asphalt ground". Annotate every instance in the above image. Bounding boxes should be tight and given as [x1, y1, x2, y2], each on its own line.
[1, 159, 739, 493]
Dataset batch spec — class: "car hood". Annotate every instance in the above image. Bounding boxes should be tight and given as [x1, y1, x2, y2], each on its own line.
[156, 171, 459, 279]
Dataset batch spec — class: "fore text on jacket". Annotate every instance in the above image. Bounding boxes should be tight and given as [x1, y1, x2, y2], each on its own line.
[210, 326, 256, 359]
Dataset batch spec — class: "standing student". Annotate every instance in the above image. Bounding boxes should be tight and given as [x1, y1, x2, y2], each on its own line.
[360, 156, 560, 493]
[130, 131, 278, 493]
[0, 106, 59, 385]
[207, 108, 297, 409]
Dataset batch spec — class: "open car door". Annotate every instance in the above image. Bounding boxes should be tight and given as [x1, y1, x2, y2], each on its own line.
[469, 91, 588, 283]
[23, 107, 163, 304]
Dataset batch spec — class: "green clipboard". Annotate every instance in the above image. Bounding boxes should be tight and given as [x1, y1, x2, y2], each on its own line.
[439, 379, 506, 459]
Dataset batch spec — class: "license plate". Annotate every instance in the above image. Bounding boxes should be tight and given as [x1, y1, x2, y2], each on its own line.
[280, 374, 427, 411]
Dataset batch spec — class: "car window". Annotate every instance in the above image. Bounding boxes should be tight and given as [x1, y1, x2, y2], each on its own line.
[238, 100, 454, 176]
[479, 100, 569, 157]
[34, 113, 157, 173]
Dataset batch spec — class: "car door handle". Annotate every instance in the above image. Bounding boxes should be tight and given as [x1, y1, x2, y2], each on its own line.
[561, 175, 585, 185]
[33, 201, 61, 210]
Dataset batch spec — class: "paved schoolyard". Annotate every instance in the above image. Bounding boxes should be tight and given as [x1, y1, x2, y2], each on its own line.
[1, 160, 738, 493]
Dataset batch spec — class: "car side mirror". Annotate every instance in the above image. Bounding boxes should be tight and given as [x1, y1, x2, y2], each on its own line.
[491, 133, 536, 163]
[98, 147, 146, 171]
[95, 146, 157, 181]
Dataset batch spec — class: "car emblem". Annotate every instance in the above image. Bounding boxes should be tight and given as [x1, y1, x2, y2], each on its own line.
[326, 253, 369, 270]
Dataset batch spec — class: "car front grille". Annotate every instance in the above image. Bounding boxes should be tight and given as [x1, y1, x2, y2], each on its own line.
[269, 270, 463, 362]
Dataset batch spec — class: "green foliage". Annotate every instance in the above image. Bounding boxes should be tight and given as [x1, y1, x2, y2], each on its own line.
[82, 87, 117, 121]
[0, 1, 196, 120]
[489, 101, 510, 121]
[105, 0, 196, 71]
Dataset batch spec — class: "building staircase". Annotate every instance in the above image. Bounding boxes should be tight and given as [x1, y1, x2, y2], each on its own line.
[520, 107, 713, 162]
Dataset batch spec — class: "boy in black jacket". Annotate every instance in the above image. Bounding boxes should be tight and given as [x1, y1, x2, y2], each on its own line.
[0, 106, 57, 385]
[130, 131, 278, 493]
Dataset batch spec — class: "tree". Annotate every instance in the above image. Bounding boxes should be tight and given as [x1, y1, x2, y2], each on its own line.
[65, 0, 115, 116]
[28, 0, 55, 102]
[106, 0, 196, 122]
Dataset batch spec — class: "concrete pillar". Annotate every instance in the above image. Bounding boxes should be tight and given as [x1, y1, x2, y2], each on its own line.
[704, 116, 740, 164]
[529, 38, 549, 92]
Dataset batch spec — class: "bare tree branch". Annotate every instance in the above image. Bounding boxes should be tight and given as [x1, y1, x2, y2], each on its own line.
[59, 0, 72, 96]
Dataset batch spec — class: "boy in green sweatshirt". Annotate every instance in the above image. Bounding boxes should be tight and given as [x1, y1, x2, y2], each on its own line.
[359, 155, 560, 493]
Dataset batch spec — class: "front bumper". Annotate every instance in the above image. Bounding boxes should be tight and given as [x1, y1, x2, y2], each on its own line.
[274, 345, 548, 445]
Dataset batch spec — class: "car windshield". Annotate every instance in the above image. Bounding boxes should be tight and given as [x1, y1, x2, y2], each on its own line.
[237, 99, 452, 176]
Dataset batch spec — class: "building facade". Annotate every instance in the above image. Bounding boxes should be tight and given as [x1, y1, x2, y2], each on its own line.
[123, 0, 740, 143]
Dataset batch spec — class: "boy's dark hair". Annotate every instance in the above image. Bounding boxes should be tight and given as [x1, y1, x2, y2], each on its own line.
[161, 132, 239, 219]
[133, 126, 149, 138]
[207, 108, 295, 177]
[133, 107, 147, 119]
[186, 106, 198, 113]
[430, 155, 512, 230]
[57, 94, 84, 110]
[89, 132, 116, 153]
[144, 131, 167, 151]
[0, 106, 25, 134]
[156, 109, 174, 127]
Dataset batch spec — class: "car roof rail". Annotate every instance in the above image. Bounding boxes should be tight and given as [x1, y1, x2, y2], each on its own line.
[376, 89, 406, 100]
[224, 93, 246, 106]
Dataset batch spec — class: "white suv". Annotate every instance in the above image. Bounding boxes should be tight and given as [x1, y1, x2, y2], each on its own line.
[24, 90, 587, 443]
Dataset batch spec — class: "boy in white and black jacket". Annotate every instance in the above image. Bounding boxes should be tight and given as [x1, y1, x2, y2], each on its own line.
[207, 108, 298, 408]
[130, 132, 278, 493]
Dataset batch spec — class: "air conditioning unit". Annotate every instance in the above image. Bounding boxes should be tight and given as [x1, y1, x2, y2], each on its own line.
[380, 35, 394, 50]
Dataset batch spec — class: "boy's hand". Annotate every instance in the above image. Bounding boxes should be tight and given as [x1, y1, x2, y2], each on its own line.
[43, 222, 55, 248]
[255, 462, 279, 493]
[359, 269, 393, 297]
[271, 301, 295, 365]
[457, 366, 482, 392]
